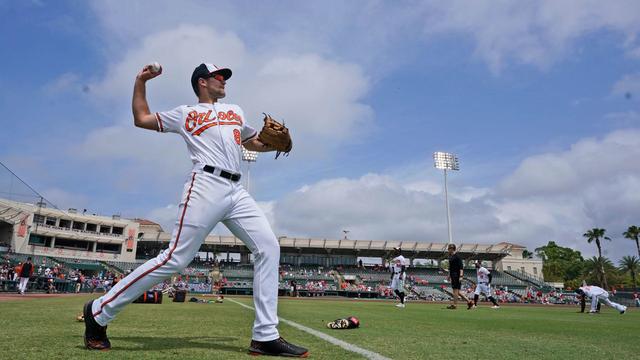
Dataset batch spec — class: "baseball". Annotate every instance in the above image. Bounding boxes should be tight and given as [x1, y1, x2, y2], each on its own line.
[149, 62, 161, 73]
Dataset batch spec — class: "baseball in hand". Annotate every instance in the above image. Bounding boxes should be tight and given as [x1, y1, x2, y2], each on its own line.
[149, 62, 161, 73]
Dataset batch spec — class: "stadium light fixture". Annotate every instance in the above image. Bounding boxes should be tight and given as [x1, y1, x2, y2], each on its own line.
[242, 147, 259, 193]
[433, 151, 459, 244]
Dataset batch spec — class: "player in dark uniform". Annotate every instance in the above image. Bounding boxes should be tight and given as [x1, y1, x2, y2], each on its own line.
[446, 244, 472, 310]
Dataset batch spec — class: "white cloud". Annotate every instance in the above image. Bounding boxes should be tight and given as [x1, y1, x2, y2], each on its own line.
[499, 129, 640, 197]
[86, 24, 371, 149]
[42, 72, 81, 96]
[612, 72, 640, 97]
[64, 24, 372, 193]
[263, 128, 640, 261]
[40, 187, 90, 213]
[422, 0, 640, 72]
[86, 1, 640, 81]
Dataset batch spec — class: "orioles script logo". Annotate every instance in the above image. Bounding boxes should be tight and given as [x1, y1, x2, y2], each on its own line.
[185, 110, 243, 136]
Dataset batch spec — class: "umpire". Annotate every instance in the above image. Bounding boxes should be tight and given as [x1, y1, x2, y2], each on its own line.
[446, 244, 472, 309]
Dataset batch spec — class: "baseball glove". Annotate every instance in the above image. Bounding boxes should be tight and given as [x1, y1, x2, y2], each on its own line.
[326, 316, 360, 329]
[76, 313, 85, 322]
[257, 113, 292, 159]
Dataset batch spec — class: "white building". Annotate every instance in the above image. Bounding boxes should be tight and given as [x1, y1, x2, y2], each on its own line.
[494, 242, 544, 280]
[0, 198, 139, 262]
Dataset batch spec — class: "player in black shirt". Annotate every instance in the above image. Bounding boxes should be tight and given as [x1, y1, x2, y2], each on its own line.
[447, 244, 472, 309]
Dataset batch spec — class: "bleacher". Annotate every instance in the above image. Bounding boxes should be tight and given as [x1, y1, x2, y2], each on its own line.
[413, 285, 451, 301]
[104, 261, 142, 273]
[3, 253, 57, 268]
[50, 257, 106, 272]
[504, 269, 554, 290]
[485, 270, 529, 287]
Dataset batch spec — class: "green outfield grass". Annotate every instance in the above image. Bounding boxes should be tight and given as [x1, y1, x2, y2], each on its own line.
[0, 295, 638, 359]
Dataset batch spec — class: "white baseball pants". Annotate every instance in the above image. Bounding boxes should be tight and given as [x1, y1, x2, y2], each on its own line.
[390, 274, 405, 291]
[474, 283, 492, 296]
[591, 292, 626, 313]
[92, 170, 281, 341]
[18, 277, 29, 293]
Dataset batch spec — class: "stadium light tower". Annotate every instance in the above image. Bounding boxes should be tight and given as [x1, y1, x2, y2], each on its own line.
[433, 151, 459, 244]
[241, 146, 259, 193]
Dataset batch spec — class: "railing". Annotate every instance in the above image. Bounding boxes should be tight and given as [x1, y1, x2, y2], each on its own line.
[34, 223, 124, 238]
[504, 270, 553, 290]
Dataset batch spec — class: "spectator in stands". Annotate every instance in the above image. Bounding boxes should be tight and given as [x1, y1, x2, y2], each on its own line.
[17, 257, 34, 295]
[90, 277, 99, 293]
[0, 263, 7, 280]
[446, 244, 472, 310]
[46, 278, 56, 293]
[13, 262, 22, 281]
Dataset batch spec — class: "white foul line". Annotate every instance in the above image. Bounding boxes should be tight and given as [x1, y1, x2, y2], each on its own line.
[228, 298, 392, 360]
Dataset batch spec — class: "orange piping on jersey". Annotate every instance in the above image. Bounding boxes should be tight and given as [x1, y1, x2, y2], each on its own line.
[155, 113, 164, 132]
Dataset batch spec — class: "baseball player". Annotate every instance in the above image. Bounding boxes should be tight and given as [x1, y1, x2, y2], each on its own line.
[446, 244, 473, 310]
[17, 257, 33, 295]
[576, 285, 627, 314]
[470, 261, 500, 309]
[81, 63, 308, 358]
[389, 247, 407, 308]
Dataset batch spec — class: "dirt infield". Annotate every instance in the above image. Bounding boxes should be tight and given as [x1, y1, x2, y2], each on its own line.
[201, 293, 577, 308]
[0, 293, 82, 301]
[0, 292, 577, 308]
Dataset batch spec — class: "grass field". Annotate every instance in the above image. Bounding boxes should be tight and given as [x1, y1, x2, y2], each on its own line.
[0, 294, 638, 359]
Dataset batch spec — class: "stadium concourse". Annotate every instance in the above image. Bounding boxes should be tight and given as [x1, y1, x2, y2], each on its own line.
[0, 196, 599, 306]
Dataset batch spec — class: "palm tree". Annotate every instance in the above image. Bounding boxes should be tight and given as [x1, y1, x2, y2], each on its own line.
[584, 257, 615, 288]
[619, 256, 639, 290]
[522, 249, 533, 259]
[583, 228, 611, 289]
[623, 226, 640, 258]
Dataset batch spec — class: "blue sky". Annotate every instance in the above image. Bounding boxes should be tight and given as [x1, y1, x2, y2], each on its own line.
[1, 0, 640, 262]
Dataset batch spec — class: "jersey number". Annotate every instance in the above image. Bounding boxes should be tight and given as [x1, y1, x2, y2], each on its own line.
[233, 129, 241, 145]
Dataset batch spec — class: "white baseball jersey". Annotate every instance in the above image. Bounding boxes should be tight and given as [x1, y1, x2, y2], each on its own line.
[579, 285, 606, 298]
[474, 266, 492, 296]
[156, 103, 258, 172]
[391, 255, 406, 279]
[476, 267, 490, 283]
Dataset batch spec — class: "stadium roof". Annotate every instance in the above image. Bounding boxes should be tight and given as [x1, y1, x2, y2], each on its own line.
[138, 224, 513, 261]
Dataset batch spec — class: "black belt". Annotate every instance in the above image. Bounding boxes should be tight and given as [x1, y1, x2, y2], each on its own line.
[203, 165, 241, 182]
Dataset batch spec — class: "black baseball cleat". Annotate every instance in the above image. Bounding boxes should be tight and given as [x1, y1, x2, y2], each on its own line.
[83, 300, 111, 351]
[467, 301, 474, 310]
[248, 337, 309, 357]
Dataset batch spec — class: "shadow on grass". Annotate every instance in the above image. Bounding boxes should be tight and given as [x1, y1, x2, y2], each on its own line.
[74, 336, 244, 353]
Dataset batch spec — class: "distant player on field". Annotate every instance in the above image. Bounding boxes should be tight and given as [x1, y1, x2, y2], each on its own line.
[389, 247, 407, 308]
[446, 244, 473, 310]
[470, 261, 500, 309]
[576, 285, 627, 314]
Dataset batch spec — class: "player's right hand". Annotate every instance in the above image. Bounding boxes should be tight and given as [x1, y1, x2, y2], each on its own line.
[137, 65, 162, 81]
